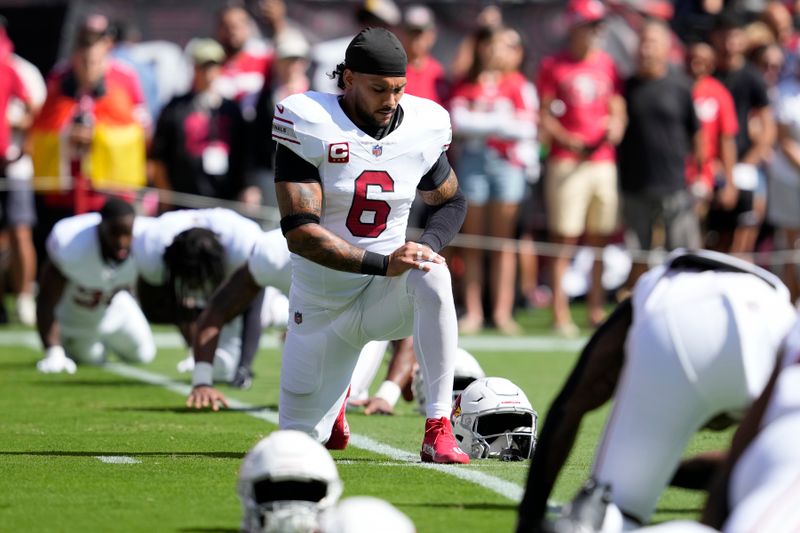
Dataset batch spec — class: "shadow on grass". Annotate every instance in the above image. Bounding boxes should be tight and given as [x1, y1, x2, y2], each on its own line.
[0, 361, 40, 370]
[109, 405, 278, 414]
[655, 506, 704, 515]
[0, 450, 244, 459]
[178, 526, 236, 533]
[396, 501, 518, 511]
[31, 379, 153, 387]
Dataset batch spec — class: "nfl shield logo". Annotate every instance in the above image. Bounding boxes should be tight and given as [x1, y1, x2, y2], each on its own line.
[372, 144, 382, 157]
[294, 311, 303, 325]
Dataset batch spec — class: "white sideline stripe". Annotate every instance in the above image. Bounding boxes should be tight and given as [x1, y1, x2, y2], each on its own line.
[96, 455, 142, 464]
[0, 330, 586, 353]
[103, 363, 524, 502]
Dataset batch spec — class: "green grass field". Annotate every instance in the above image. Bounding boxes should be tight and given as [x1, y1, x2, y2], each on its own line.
[0, 307, 733, 532]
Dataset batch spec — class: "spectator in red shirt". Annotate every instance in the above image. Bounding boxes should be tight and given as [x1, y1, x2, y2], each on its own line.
[400, 5, 448, 104]
[709, 10, 776, 255]
[0, 19, 35, 325]
[30, 14, 147, 258]
[537, 0, 626, 336]
[0, 22, 30, 173]
[685, 41, 739, 220]
[215, 3, 272, 114]
[450, 26, 538, 335]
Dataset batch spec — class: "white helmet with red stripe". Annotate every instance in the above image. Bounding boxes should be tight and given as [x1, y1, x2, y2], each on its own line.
[451, 377, 537, 460]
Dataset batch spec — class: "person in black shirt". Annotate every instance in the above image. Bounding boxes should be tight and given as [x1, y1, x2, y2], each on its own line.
[709, 9, 775, 254]
[618, 19, 702, 287]
[149, 39, 247, 210]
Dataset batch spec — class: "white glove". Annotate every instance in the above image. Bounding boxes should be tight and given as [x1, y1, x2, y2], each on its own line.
[36, 345, 77, 374]
[176, 351, 195, 374]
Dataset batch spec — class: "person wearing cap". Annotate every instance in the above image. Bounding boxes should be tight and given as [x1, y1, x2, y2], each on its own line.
[250, 29, 311, 209]
[148, 38, 246, 211]
[309, 0, 401, 93]
[29, 13, 148, 256]
[400, 4, 447, 104]
[189, 27, 470, 465]
[707, 9, 775, 256]
[537, 0, 626, 337]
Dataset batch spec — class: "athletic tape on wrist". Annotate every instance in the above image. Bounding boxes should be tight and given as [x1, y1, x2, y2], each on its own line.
[374, 380, 402, 407]
[192, 361, 214, 387]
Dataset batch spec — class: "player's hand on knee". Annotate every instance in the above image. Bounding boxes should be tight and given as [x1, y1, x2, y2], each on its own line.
[363, 397, 394, 416]
[387, 242, 445, 276]
[186, 385, 229, 411]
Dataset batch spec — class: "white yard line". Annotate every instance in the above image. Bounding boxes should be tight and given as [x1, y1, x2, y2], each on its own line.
[95, 455, 142, 464]
[104, 362, 525, 502]
[0, 330, 586, 353]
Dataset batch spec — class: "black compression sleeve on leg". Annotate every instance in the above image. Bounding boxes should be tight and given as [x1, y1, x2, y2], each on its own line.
[418, 187, 467, 252]
[236, 287, 266, 375]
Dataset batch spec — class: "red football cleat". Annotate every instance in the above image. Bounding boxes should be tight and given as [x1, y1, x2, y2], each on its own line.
[420, 416, 470, 464]
[326, 387, 351, 450]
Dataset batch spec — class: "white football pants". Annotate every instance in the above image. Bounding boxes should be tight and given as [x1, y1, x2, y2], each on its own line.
[279, 263, 458, 443]
[60, 291, 156, 365]
[592, 272, 795, 524]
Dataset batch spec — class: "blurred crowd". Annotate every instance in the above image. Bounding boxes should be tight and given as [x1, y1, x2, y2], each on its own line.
[2, 0, 800, 336]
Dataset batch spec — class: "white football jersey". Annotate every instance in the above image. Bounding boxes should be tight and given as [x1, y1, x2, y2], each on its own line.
[272, 91, 451, 306]
[132, 208, 262, 286]
[247, 228, 292, 295]
[47, 213, 153, 325]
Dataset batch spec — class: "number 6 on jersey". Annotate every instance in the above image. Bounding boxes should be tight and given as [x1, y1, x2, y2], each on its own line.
[346, 170, 394, 238]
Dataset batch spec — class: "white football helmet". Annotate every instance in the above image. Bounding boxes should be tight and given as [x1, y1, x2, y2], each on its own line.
[451, 377, 538, 460]
[413, 347, 486, 414]
[238, 430, 343, 533]
[320, 496, 415, 533]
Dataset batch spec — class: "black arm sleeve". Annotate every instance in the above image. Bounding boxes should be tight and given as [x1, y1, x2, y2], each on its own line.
[418, 186, 467, 253]
[274, 144, 321, 183]
[417, 152, 452, 191]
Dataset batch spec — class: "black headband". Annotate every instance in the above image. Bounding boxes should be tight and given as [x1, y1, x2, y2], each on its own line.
[344, 27, 407, 77]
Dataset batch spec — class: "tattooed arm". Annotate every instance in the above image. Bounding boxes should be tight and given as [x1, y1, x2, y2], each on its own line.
[277, 179, 447, 276]
[276, 180, 368, 273]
